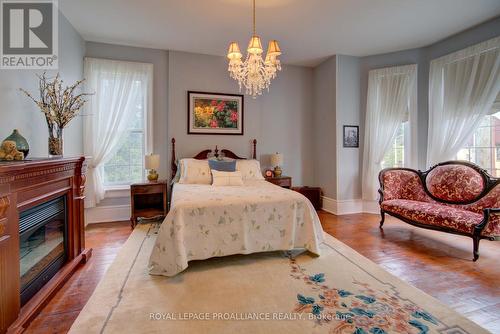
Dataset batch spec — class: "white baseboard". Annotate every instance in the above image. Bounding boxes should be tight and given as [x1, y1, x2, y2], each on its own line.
[85, 204, 131, 225]
[321, 196, 379, 215]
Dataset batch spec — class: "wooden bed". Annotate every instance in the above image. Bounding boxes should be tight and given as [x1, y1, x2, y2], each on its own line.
[151, 137, 324, 277]
[170, 137, 257, 180]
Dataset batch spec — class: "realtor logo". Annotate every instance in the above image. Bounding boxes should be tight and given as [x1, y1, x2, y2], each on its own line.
[1, 0, 58, 69]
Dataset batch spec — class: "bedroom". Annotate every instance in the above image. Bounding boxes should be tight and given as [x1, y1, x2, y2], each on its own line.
[0, 0, 499, 333]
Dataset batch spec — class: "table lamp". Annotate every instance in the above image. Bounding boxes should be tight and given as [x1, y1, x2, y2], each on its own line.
[145, 154, 160, 182]
[270, 152, 283, 177]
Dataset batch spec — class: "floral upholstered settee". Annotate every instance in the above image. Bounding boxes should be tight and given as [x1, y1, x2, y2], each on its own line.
[378, 161, 500, 261]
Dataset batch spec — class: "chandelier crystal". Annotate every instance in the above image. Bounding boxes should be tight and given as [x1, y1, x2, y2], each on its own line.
[227, 0, 282, 98]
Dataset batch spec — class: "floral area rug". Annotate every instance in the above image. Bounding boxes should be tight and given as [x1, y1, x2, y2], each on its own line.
[69, 223, 488, 334]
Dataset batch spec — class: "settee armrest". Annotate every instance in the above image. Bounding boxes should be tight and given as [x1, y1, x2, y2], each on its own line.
[476, 208, 500, 239]
[378, 168, 430, 202]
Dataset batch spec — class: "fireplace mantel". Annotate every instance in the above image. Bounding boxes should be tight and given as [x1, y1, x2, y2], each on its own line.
[0, 157, 91, 334]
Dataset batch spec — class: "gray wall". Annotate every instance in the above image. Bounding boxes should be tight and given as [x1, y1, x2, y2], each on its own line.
[168, 51, 314, 185]
[312, 56, 336, 198]
[0, 12, 85, 157]
[311, 55, 361, 201]
[80, 47, 314, 188]
[360, 16, 500, 171]
[85, 42, 169, 178]
[314, 17, 500, 202]
[336, 55, 361, 200]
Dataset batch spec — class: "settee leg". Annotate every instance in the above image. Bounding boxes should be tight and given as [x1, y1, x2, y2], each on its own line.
[379, 210, 385, 228]
[472, 236, 481, 261]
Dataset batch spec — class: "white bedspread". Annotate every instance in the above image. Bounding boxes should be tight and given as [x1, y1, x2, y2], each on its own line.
[149, 180, 324, 276]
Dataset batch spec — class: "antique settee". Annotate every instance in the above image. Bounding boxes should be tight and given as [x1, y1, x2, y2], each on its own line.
[378, 161, 499, 261]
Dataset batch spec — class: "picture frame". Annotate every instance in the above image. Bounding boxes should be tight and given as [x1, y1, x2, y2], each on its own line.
[187, 91, 244, 135]
[343, 125, 359, 148]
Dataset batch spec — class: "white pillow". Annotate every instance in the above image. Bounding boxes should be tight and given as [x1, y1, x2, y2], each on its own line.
[211, 170, 244, 186]
[178, 158, 211, 184]
[236, 159, 264, 180]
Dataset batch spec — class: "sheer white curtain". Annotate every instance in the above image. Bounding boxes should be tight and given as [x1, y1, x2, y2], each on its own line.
[83, 58, 153, 208]
[427, 36, 500, 166]
[362, 64, 417, 201]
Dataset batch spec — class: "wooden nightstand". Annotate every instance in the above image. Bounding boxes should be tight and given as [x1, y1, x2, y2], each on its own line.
[265, 176, 292, 188]
[130, 180, 168, 228]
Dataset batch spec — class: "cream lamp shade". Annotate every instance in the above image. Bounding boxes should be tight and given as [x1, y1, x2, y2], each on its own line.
[227, 42, 242, 60]
[270, 153, 283, 167]
[266, 40, 282, 56]
[247, 35, 263, 54]
[145, 154, 160, 170]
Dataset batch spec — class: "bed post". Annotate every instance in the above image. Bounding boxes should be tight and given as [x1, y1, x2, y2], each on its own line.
[252, 139, 257, 159]
[171, 138, 176, 180]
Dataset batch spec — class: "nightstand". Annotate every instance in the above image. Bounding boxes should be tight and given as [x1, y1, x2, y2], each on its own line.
[130, 180, 168, 228]
[265, 176, 292, 188]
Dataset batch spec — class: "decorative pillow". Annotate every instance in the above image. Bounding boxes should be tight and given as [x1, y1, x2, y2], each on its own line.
[425, 164, 485, 202]
[236, 159, 264, 180]
[211, 170, 244, 186]
[208, 159, 236, 172]
[178, 158, 211, 184]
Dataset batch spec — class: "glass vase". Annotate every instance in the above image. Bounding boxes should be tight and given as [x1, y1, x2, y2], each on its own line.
[48, 128, 63, 157]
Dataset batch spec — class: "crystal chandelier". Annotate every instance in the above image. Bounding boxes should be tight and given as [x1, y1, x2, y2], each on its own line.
[226, 0, 282, 98]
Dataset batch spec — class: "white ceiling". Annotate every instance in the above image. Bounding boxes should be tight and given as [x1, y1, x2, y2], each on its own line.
[60, 0, 500, 67]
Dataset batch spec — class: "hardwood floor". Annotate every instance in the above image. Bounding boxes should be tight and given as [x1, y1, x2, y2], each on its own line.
[24, 222, 132, 334]
[25, 213, 500, 333]
[318, 211, 500, 333]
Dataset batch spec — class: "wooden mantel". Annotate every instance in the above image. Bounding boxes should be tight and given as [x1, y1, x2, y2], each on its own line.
[0, 157, 91, 334]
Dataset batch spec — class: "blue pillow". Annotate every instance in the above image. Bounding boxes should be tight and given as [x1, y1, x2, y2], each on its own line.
[208, 159, 236, 172]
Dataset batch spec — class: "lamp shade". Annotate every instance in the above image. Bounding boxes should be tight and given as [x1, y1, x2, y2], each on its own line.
[145, 154, 160, 170]
[266, 40, 282, 56]
[227, 42, 242, 60]
[247, 35, 263, 54]
[270, 152, 283, 167]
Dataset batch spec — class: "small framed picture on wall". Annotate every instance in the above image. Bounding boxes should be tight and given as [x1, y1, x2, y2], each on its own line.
[343, 125, 359, 148]
[187, 91, 244, 135]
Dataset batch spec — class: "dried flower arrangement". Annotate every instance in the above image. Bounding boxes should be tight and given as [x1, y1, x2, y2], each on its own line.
[20, 72, 92, 156]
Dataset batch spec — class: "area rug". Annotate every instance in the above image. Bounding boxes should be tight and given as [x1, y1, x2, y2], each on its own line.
[69, 223, 488, 334]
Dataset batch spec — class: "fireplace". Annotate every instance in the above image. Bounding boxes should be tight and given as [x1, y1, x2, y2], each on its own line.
[19, 196, 67, 306]
[0, 157, 89, 332]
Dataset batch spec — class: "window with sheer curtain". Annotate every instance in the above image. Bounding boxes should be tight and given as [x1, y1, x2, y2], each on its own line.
[102, 80, 147, 186]
[381, 121, 409, 169]
[362, 64, 417, 201]
[427, 36, 500, 166]
[83, 58, 153, 208]
[457, 109, 500, 177]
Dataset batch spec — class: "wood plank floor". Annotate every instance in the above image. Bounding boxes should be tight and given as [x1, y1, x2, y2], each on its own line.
[24, 222, 132, 334]
[25, 212, 500, 333]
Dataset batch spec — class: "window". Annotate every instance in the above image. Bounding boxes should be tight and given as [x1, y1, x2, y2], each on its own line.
[362, 64, 417, 200]
[381, 121, 409, 169]
[83, 58, 153, 207]
[457, 111, 500, 177]
[101, 78, 151, 187]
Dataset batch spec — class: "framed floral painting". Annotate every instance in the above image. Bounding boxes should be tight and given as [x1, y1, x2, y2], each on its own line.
[188, 91, 244, 135]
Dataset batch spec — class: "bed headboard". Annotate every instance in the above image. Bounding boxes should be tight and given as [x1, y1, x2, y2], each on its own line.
[170, 138, 257, 180]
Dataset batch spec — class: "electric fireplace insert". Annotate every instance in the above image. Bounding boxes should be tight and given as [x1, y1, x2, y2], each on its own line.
[19, 196, 67, 306]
